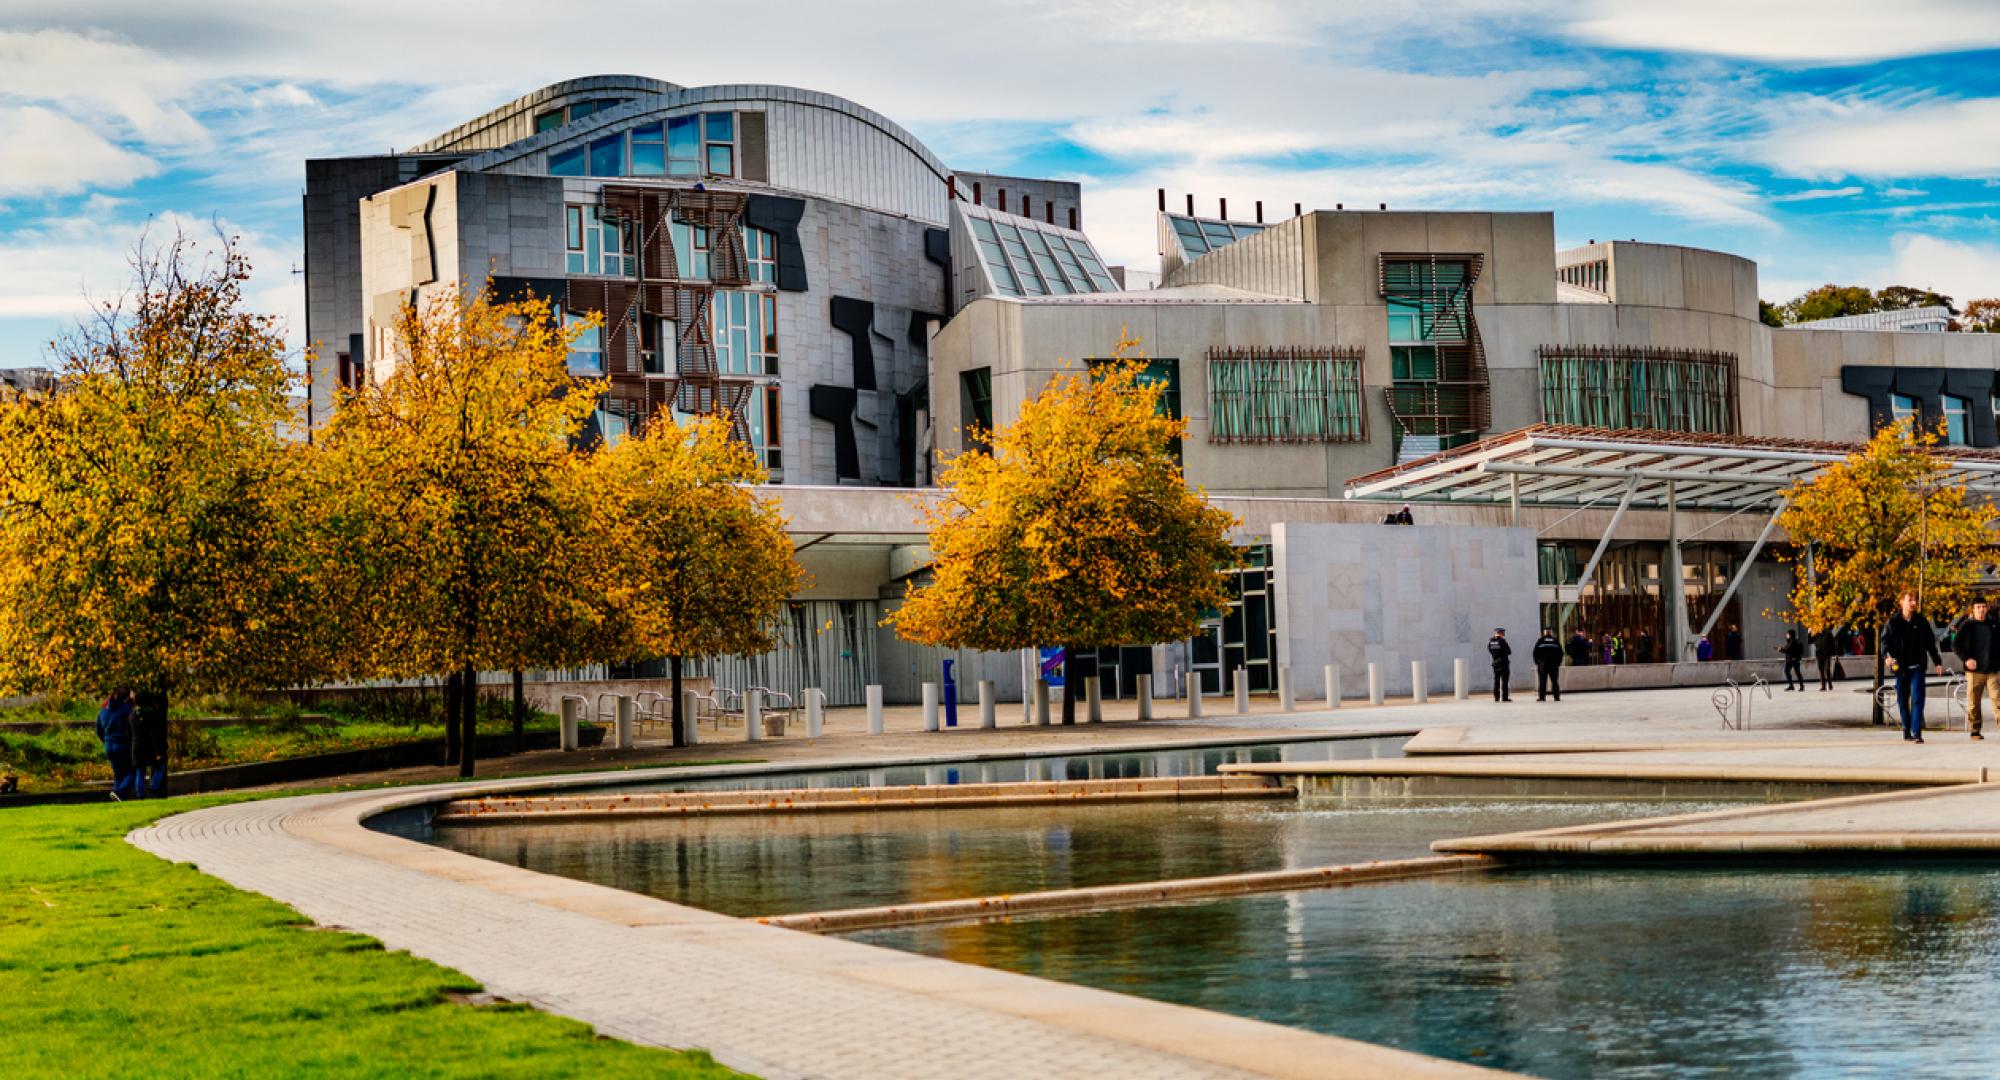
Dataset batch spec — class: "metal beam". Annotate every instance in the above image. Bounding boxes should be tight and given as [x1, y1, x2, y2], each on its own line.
[1571, 477, 1640, 603]
[1699, 502, 1786, 642]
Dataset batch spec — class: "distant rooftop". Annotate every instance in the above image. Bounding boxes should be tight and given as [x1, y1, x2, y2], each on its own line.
[1787, 306, 1954, 333]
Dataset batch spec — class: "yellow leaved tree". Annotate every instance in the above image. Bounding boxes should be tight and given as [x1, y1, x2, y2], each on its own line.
[314, 284, 600, 776]
[1780, 419, 1996, 722]
[581, 413, 801, 745]
[0, 233, 329, 713]
[889, 335, 1239, 724]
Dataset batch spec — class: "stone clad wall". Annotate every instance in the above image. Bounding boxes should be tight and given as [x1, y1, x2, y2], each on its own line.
[1272, 522, 1540, 698]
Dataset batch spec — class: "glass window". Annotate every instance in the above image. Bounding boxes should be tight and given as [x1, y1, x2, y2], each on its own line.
[960, 367, 993, 452]
[1392, 346, 1437, 381]
[1387, 299, 1423, 343]
[744, 384, 781, 471]
[1537, 347, 1735, 435]
[535, 110, 565, 133]
[969, 218, 1018, 295]
[667, 116, 700, 176]
[569, 100, 600, 120]
[588, 134, 623, 176]
[565, 312, 601, 374]
[629, 122, 664, 176]
[1891, 393, 1920, 427]
[704, 112, 733, 142]
[757, 293, 779, 372]
[672, 218, 711, 279]
[1208, 350, 1366, 443]
[712, 289, 765, 375]
[1022, 229, 1070, 294]
[1172, 217, 1208, 254]
[564, 204, 632, 276]
[1088, 356, 1181, 458]
[593, 403, 630, 447]
[746, 226, 777, 283]
[707, 143, 734, 176]
[565, 206, 585, 273]
[549, 146, 584, 176]
[1944, 394, 1969, 444]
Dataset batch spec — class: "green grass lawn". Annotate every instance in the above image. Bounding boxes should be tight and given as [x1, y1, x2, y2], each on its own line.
[3, 797, 747, 1078]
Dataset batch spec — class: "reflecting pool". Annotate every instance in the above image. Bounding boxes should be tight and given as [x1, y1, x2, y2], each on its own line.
[429, 799, 1729, 918]
[854, 866, 2000, 1078]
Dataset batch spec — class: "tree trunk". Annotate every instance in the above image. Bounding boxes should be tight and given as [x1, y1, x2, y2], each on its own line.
[1871, 618, 1887, 726]
[459, 665, 478, 779]
[670, 655, 686, 748]
[511, 668, 526, 755]
[444, 673, 462, 765]
[1061, 647, 1078, 726]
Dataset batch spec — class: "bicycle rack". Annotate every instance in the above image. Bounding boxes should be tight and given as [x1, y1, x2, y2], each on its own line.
[1714, 676, 1771, 730]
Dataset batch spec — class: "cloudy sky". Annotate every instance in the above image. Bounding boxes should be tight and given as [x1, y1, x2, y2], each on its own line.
[4, 0, 2000, 363]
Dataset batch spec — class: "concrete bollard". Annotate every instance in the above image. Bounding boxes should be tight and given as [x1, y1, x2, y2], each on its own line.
[1368, 662, 1385, 705]
[1278, 667, 1295, 712]
[806, 688, 824, 739]
[1034, 679, 1051, 726]
[978, 679, 997, 729]
[1233, 666, 1249, 714]
[1187, 672, 1204, 718]
[1454, 658, 1469, 701]
[866, 684, 884, 735]
[559, 697, 580, 751]
[1324, 665, 1341, 708]
[682, 690, 700, 747]
[1086, 676, 1103, 723]
[615, 695, 636, 749]
[922, 682, 940, 732]
[1137, 674, 1154, 720]
[1411, 661, 1428, 704]
[744, 688, 763, 743]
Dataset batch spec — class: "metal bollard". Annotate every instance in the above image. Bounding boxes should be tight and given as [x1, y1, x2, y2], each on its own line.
[1278, 667, 1294, 712]
[922, 682, 940, 732]
[1411, 661, 1428, 704]
[1454, 658, 1469, 701]
[806, 688, 824, 739]
[559, 696, 580, 751]
[1034, 678, 1051, 726]
[1368, 662, 1385, 705]
[1324, 665, 1341, 708]
[745, 688, 763, 743]
[978, 680, 997, 729]
[866, 685, 884, 735]
[615, 695, 635, 749]
[1086, 676, 1103, 723]
[1137, 673, 1154, 720]
[1187, 672, 1205, 718]
[1233, 666, 1249, 714]
[682, 690, 700, 747]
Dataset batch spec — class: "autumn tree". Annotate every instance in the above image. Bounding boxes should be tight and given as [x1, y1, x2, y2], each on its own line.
[314, 284, 599, 776]
[1963, 299, 2000, 334]
[1780, 420, 1995, 723]
[1876, 285, 1956, 313]
[1781, 284, 1879, 324]
[581, 414, 800, 745]
[889, 336, 1239, 724]
[0, 232, 329, 714]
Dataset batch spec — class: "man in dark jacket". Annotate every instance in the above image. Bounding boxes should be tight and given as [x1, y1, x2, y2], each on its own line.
[1884, 591, 1945, 742]
[1724, 625, 1744, 661]
[1954, 597, 1997, 740]
[95, 689, 137, 801]
[132, 690, 169, 798]
[1487, 628, 1512, 702]
[1812, 627, 1839, 690]
[1566, 629, 1592, 667]
[1779, 630, 1806, 691]
[1634, 630, 1655, 665]
[1532, 629, 1565, 701]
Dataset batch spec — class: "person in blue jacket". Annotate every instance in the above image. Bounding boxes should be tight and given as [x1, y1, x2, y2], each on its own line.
[96, 689, 138, 801]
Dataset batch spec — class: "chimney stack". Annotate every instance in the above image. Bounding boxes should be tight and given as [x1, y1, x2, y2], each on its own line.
[1255, 200, 1264, 223]
[1185, 192, 1195, 216]
[1157, 188, 1166, 212]
[1219, 197, 1228, 220]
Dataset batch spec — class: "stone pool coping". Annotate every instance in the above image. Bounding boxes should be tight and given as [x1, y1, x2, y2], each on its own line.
[131, 735, 1505, 1080]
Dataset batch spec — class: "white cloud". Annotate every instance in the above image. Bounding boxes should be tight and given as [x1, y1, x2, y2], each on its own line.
[1758, 97, 2000, 180]
[1888, 234, 2000, 305]
[0, 106, 155, 196]
[0, 29, 205, 145]
[1770, 186, 1861, 203]
[1567, 0, 2000, 62]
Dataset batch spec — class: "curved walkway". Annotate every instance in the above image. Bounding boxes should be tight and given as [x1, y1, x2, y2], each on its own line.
[129, 753, 1500, 1080]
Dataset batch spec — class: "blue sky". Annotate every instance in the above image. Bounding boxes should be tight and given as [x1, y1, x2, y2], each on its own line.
[4, 0, 2000, 365]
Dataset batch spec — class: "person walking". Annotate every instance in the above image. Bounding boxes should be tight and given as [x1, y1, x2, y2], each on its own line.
[1812, 627, 1838, 690]
[1487, 627, 1513, 702]
[95, 689, 137, 801]
[1725, 625, 1744, 661]
[132, 689, 169, 798]
[1884, 591, 1945, 743]
[1954, 597, 1998, 741]
[1566, 629, 1592, 667]
[1696, 635, 1714, 662]
[1779, 630, 1806, 691]
[1533, 628, 1564, 701]
[1635, 629, 1655, 665]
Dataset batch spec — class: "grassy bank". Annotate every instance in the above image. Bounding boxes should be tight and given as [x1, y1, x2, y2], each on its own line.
[1, 695, 570, 792]
[3, 797, 743, 1078]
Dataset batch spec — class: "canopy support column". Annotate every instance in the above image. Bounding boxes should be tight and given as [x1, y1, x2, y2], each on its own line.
[1699, 501, 1786, 644]
[1561, 477, 1638, 636]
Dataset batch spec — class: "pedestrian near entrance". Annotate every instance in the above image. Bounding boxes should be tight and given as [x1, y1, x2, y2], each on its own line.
[1566, 629, 1592, 667]
[1634, 629, 1655, 665]
[1532, 628, 1564, 701]
[1696, 635, 1713, 662]
[1779, 631, 1806, 690]
[1954, 597, 1999, 741]
[1812, 627, 1838, 690]
[1884, 591, 1945, 743]
[1725, 625, 1744, 661]
[1487, 628, 1512, 702]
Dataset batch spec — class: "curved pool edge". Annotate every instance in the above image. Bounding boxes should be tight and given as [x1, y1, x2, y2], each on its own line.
[126, 754, 1504, 1080]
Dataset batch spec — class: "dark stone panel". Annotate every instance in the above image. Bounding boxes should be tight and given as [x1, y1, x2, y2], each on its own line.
[924, 226, 951, 305]
[907, 309, 942, 348]
[829, 296, 878, 391]
[1842, 364, 2000, 447]
[743, 194, 808, 292]
[1841, 366, 1897, 432]
[809, 384, 861, 481]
